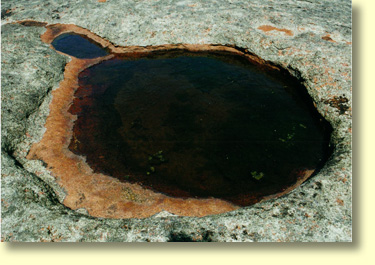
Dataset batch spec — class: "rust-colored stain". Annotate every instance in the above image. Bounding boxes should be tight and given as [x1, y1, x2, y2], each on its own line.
[323, 95, 349, 115]
[336, 198, 344, 206]
[258, 25, 294, 36]
[16, 20, 48, 27]
[98, 0, 107, 2]
[26, 23, 314, 219]
[322, 34, 336, 43]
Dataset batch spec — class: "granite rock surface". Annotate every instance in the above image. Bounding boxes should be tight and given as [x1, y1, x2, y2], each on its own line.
[1, 0, 352, 242]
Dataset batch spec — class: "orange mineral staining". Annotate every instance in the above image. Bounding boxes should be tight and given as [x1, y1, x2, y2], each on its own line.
[322, 34, 336, 43]
[26, 23, 320, 219]
[258, 25, 294, 36]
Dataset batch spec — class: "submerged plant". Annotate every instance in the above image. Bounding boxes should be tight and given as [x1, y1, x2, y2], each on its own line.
[148, 150, 167, 165]
[146, 150, 167, 174]
[251, 171, 265, 180]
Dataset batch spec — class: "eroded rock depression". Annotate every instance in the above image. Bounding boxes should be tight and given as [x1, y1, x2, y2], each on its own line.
[1, 0, 352, 242]
[25, 23, 331, 218]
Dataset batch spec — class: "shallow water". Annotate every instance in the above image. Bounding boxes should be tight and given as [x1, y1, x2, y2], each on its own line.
[51, 33, 108, 58]
[68, 51, 331, 205]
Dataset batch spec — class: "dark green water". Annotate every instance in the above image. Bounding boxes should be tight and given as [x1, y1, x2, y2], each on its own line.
[68, 51, 331, 205]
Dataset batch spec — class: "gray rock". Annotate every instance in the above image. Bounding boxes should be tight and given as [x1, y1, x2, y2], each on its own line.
[1, 0, 352, 242]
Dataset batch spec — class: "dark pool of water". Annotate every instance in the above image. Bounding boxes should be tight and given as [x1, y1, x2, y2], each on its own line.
[68, 51, 332, 205]
[51, 33, 108, 59]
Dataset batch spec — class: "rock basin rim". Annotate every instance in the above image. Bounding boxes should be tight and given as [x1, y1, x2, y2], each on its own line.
[1, 0, 351, 241]
[20, 20, 332, 219]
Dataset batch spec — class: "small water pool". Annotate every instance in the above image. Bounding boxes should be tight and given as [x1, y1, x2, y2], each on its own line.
[51, 32, 108, 58]
[66, 49, 332, 206]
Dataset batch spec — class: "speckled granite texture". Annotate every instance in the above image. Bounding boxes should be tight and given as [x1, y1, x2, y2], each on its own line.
[1, 0, 352, 242]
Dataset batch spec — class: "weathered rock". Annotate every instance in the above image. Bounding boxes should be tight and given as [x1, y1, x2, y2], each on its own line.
[1, 0, 352, 242]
